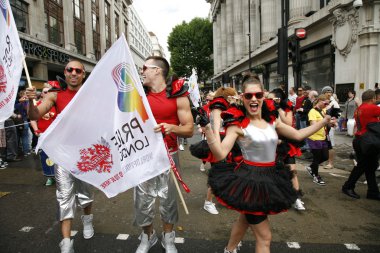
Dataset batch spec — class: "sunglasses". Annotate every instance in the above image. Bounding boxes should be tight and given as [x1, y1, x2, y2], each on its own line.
[65, 67, 83, 74]
[242, 92, 264, 100]
[142, 64, 160, 71]
[323, 102, 330, 105]
[42, 91, 49, 94]
[298, 89, 303, 92]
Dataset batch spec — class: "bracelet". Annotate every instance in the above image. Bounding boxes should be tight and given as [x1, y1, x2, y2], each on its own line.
[207, 139, 217, 145]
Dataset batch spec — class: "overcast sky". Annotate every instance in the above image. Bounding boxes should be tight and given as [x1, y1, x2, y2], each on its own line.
[132, 0, 211, 61]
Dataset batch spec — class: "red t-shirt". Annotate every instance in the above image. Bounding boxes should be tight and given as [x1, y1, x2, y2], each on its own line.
[294, 95, 306, 111]
[55, 89, 78, 114]
[147, 89, 180, 152]
[354, 103, 380, 136]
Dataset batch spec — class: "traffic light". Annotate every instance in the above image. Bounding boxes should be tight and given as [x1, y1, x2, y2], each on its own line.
[288, 37, 300, 70]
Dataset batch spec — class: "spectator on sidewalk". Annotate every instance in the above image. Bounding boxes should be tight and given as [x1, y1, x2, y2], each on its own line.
[321, 86, 340, 169]
[342, 89, 380, 200]
[288, 87, 297, 106]
[294, 86, 306, 130]
[343, 90, 361, 136]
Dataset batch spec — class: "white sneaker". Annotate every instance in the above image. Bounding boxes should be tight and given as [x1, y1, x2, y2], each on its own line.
[179, 144, 184, 151]
[136, 230, 158, 253]
[293, 198, 306, 211]
[224, 247, 237, 253]
[161, 231, 178, 253]
[59, 238, 74, 253]
[203, 200, 219, 214]
[200, 163, 205, 171]
[81, 214, 94, 239]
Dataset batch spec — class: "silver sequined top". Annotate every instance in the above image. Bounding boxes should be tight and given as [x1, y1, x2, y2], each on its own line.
[237, 123, 278, 163]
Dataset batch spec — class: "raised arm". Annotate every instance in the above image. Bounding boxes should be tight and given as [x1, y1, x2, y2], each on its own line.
[25, 87, 56, 120]
[202, 124, 241, 161]
[276, 115, 332, 141]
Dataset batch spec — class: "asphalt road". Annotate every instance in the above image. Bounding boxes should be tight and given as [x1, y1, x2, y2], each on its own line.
[0, 132, 379, 253]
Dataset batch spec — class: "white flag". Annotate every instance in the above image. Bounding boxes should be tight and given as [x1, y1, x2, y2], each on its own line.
[187, 68, 201, 107]
[0, 0, 24, 122]
[37, 35, 171, 198]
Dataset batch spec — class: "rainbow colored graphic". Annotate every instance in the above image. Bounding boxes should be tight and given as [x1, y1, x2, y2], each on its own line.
[0, 0, 10, 26]
[112, 63, 149, 122]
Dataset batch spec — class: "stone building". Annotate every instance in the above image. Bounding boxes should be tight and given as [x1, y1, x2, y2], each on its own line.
[209, 0, 380, 102]
[9, 0, 161, 89]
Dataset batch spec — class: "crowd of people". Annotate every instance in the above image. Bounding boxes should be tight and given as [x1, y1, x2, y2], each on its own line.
[1, 54, 379, 253]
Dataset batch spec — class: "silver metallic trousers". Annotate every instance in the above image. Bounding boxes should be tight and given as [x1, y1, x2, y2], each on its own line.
[133, 152, 180, 227]
[55, 165, 94, 221]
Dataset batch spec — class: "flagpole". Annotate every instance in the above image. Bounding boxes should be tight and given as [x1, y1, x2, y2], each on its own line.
[22, 55, 32, 88]
[170, 168, 189, 215]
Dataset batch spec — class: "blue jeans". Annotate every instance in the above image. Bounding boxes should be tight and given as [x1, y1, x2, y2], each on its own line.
[21, 122, 30, 154]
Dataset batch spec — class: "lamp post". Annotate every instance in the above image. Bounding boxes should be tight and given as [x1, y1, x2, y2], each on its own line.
[248, 0, 252, 71]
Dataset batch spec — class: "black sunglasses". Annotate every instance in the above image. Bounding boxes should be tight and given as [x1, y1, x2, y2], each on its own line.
[242, 92, 264, 100]
[65, 67, 83, 74]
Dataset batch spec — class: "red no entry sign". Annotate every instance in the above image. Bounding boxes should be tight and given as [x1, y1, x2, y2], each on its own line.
[295, 28, 306, 40]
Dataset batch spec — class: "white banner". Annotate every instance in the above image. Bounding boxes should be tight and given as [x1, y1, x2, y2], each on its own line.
[37, 35, 171, 198]
[0, 0, 24, 122]
[187, 69, 200, 107]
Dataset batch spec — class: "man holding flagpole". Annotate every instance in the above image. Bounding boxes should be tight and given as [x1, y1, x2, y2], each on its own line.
[26, 60, 94, 253]
[135, 56, 194, 253]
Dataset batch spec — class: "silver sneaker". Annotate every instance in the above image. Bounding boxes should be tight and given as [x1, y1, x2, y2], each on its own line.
[293, 198, 306, 211]
[161, 231, 178, 253]
[59, 238, 74, 253]
[136, 230, 158, 253]
[81, 214, 94, 239]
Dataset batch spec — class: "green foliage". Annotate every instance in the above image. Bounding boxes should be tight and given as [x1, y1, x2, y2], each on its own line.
[168, 18, 213, 82]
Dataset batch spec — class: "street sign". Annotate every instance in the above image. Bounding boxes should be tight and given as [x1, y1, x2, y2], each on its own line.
[295, 28, 306, 40]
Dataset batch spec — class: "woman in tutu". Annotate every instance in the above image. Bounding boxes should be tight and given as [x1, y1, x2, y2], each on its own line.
[199, 73, 332, 253]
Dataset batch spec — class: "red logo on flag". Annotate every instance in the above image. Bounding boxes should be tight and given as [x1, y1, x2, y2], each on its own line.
[0, 65, 6, 93]
[77, 138, 113, 173]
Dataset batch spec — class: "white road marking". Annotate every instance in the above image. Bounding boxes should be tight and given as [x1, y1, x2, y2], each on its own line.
[286, 242, 301, 249]
[175, 237, 185, 244]
[116, 234, 129, 240]
[70, 230, 78, 236]
[19, 226, 34, 232]
[344, 243, 360, 250]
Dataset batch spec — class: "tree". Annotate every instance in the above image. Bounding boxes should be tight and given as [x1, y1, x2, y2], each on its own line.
[167, 18, 213, 83]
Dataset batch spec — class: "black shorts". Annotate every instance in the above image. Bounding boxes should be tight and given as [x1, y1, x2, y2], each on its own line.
[245, 214, 267, 225]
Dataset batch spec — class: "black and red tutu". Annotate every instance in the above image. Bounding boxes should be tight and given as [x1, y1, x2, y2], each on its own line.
[208, 160, 297, 215]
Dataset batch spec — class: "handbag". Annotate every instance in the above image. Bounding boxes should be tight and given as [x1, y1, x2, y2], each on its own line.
[189, 140, 210, 159]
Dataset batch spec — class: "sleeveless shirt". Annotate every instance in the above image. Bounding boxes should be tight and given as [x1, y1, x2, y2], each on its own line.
[55, 89, 78, 114]
[147, 89, 180, 152]
[237, 123, 278, 163]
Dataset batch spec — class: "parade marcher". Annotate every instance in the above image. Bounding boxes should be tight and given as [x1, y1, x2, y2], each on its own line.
[135, 56, 194, 253]
[342, 89, 380, 200]
[199, 91, 215, 172]
[305, 94, 336, 185]
[26, 60, 94, 253]
[199, 73, 331, 253]
[30, 83, 57, 186]
[201, 87, 240, 215]
[271, 88, 305, 211]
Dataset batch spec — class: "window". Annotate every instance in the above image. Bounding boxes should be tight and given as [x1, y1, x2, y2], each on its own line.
[320, 0, 331, 8]
[91, 0, 100, 60]
[73, 0, 85, 55]
[115, 13, 119, 40]
[105, 2, 111, 49]
[10, 0, 29, 33]
[44, 0, 64, 46]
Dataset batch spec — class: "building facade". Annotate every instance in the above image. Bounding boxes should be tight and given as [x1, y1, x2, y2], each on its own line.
[149, 32, 166, 58]
[10, 0, 134, 89]
[209, 0, 380, 102]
